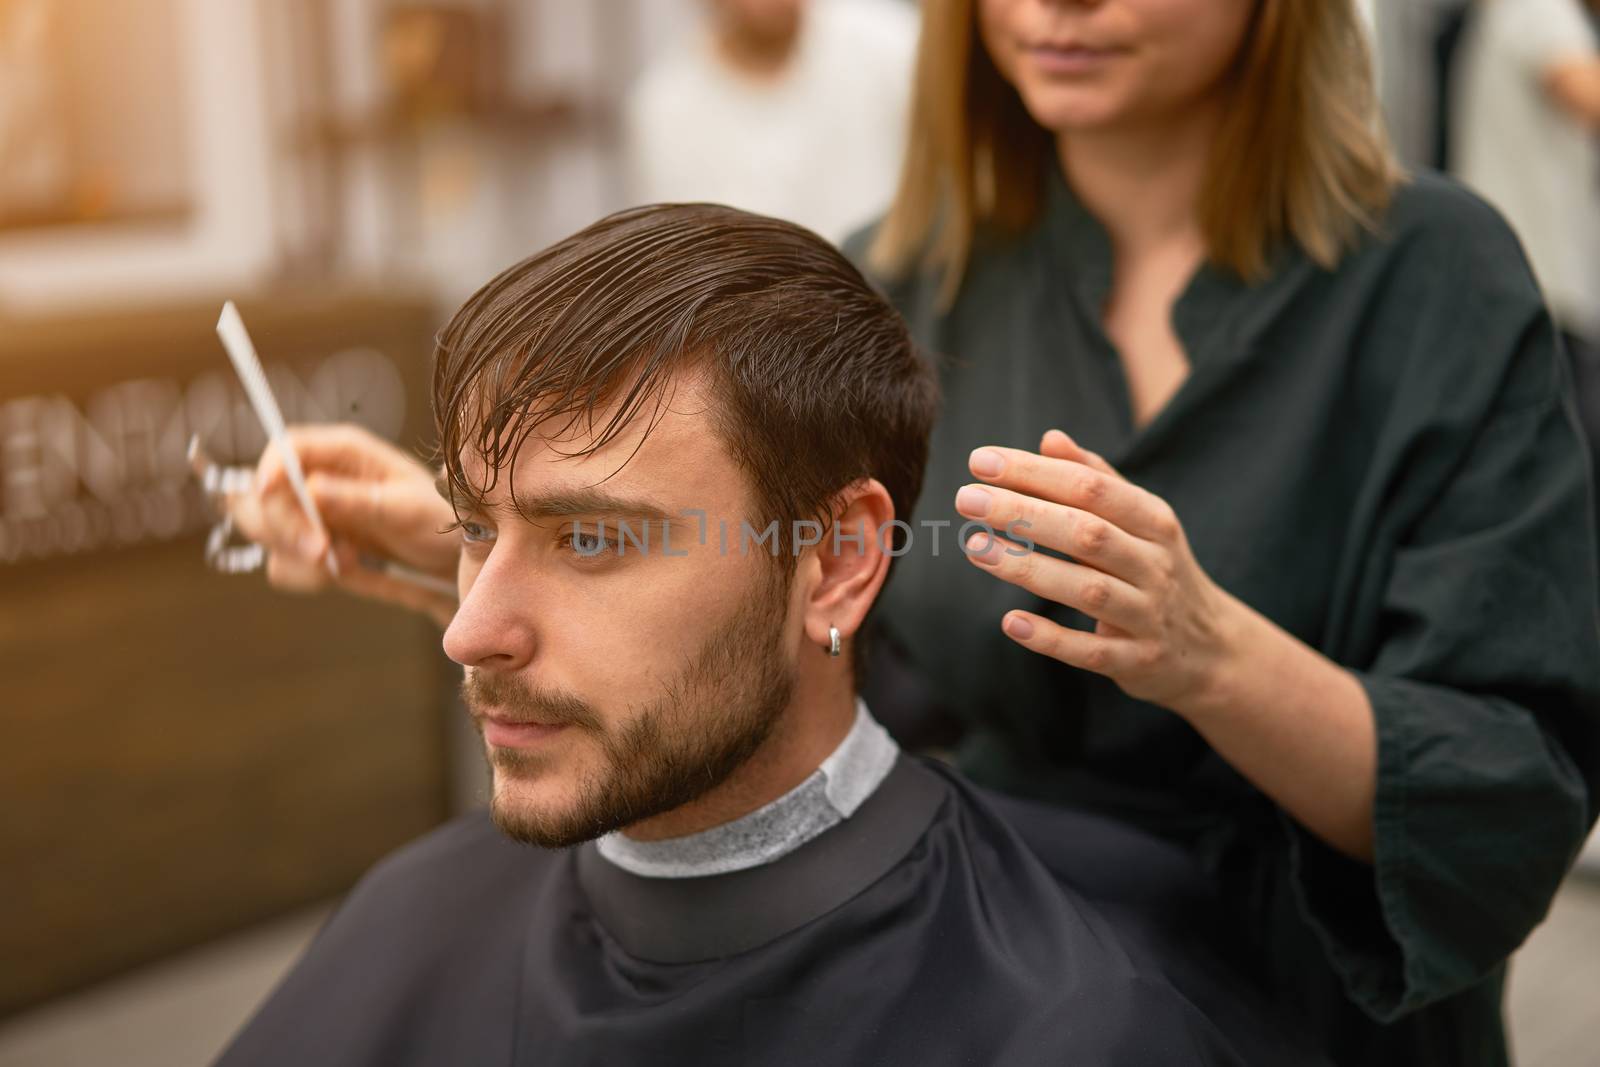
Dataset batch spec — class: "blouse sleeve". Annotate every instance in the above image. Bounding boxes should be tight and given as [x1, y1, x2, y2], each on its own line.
[1284, 232, 1600, 1022]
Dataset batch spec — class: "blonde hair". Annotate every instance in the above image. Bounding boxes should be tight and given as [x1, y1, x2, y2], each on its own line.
[869, 0, 1401, 304]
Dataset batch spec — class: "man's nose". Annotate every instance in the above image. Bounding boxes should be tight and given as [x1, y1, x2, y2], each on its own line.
[441, 548, 537, 671]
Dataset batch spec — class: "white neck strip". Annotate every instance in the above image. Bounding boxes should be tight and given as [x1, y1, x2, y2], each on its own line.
[595, 699, 900, 878]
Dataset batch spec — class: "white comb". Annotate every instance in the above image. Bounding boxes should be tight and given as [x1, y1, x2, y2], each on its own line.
[215, 300, 340, 577]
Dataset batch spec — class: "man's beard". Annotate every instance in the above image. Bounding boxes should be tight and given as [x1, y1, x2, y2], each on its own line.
[461, 571, 795, 848]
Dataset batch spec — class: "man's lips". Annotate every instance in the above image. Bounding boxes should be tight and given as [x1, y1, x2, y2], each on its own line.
[477, 712, 570, 748]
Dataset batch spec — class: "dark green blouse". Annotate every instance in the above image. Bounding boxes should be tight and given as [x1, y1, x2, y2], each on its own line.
[848, 169, 1600, 1066]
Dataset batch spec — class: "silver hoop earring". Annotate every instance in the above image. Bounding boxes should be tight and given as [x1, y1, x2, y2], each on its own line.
[827, 625, 842, 657]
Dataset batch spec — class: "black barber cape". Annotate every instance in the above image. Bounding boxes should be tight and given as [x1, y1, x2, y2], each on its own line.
[217, 757, 1324, 1066]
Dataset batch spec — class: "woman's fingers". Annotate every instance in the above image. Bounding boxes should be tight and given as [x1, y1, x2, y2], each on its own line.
[307, 473, 390, 544]
[239, 425, 455, 577]
[963, 529, 1149, 631]
[999, 610, 1143, 676]
[245, 430, 368, 558]
[968, 444, 1179, 544]
[265, 549, 332, 594]
[953, 480, 1158, 585]
[309, 472, 460, 575]
[254, 424, 400, 493]
[1039, 428, 1123, 480]
[258, 481, 324, 558]
[195, 424, 459, 626]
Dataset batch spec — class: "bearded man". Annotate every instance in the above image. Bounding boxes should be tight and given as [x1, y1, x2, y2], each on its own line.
[216, 204, 1321, 1066]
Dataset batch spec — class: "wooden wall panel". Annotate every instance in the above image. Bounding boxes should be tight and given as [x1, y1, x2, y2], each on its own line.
[0, 291, 455, 1016]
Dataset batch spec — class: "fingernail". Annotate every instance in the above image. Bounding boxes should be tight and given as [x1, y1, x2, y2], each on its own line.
[1005, 614, 1035, 640]
[965, 530, 1001, 564]
[970, 448, 1004, 478]
[1045, 429, 1072, 446]
[955, 484, 992, 517]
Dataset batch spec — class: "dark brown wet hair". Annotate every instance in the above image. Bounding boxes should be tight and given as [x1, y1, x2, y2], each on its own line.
[431, 202, 939, 568]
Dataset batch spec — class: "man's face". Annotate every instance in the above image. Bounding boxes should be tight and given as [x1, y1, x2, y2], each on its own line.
[442, 376, 800, 847]
[713, 0, 805, 44]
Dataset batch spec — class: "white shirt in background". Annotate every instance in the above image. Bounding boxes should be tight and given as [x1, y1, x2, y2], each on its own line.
[1375, 0, 1462, 168]
[1452, 0, 1600, 341]
[622, 0, 917, 245]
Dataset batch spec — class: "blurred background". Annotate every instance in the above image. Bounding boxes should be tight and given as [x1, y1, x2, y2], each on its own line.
[0, 1, 1596, 1064]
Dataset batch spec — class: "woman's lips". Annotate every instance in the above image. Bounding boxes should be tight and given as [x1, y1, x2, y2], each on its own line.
[482, 717, 569, 748]
[1025, 42, 1125, 76]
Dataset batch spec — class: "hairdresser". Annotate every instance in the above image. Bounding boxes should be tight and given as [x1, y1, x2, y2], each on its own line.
[220, 2, 1600, 1063]
[845, 2, 1599, 1065]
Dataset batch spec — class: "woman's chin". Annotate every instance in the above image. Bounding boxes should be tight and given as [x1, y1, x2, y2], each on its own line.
[1017, 88, 1135, 137]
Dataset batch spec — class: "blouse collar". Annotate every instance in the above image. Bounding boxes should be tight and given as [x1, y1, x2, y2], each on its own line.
[1032, 160, 1292, 465]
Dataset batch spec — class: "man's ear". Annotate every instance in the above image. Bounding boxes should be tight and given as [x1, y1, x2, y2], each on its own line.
[803, 478, 894, 652]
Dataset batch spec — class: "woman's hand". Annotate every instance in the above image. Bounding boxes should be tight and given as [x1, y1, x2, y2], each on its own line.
[205, 423, 461, 627]
[955, 428, 1243, 717]
[957, 428, 1377, 861]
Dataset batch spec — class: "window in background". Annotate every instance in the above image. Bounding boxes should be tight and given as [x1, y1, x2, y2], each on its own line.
[0, 0, 192, 232]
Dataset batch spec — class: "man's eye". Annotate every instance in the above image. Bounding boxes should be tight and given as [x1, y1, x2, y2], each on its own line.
[461, 521, 496, 545]
[561, 528, 619, 557]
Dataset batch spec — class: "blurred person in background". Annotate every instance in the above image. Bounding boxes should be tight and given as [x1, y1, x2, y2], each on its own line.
[220, 1, 1600, 1064]
[1369, 0, 1478, 168]
[1452, 0, 1600, 555]
[621, 0, 917, 243]
[1374, 0, 1474, 169]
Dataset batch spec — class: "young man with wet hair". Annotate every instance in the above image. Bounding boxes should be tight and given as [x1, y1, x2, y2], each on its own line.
[217, 204, 1320, 1066]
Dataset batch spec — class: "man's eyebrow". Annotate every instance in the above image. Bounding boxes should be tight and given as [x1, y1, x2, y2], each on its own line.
[433, 473, 671, 524]
[508, 487, 674, 525]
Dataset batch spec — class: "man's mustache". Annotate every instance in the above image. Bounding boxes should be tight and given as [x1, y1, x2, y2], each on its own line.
[461, 670, 602, 730]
